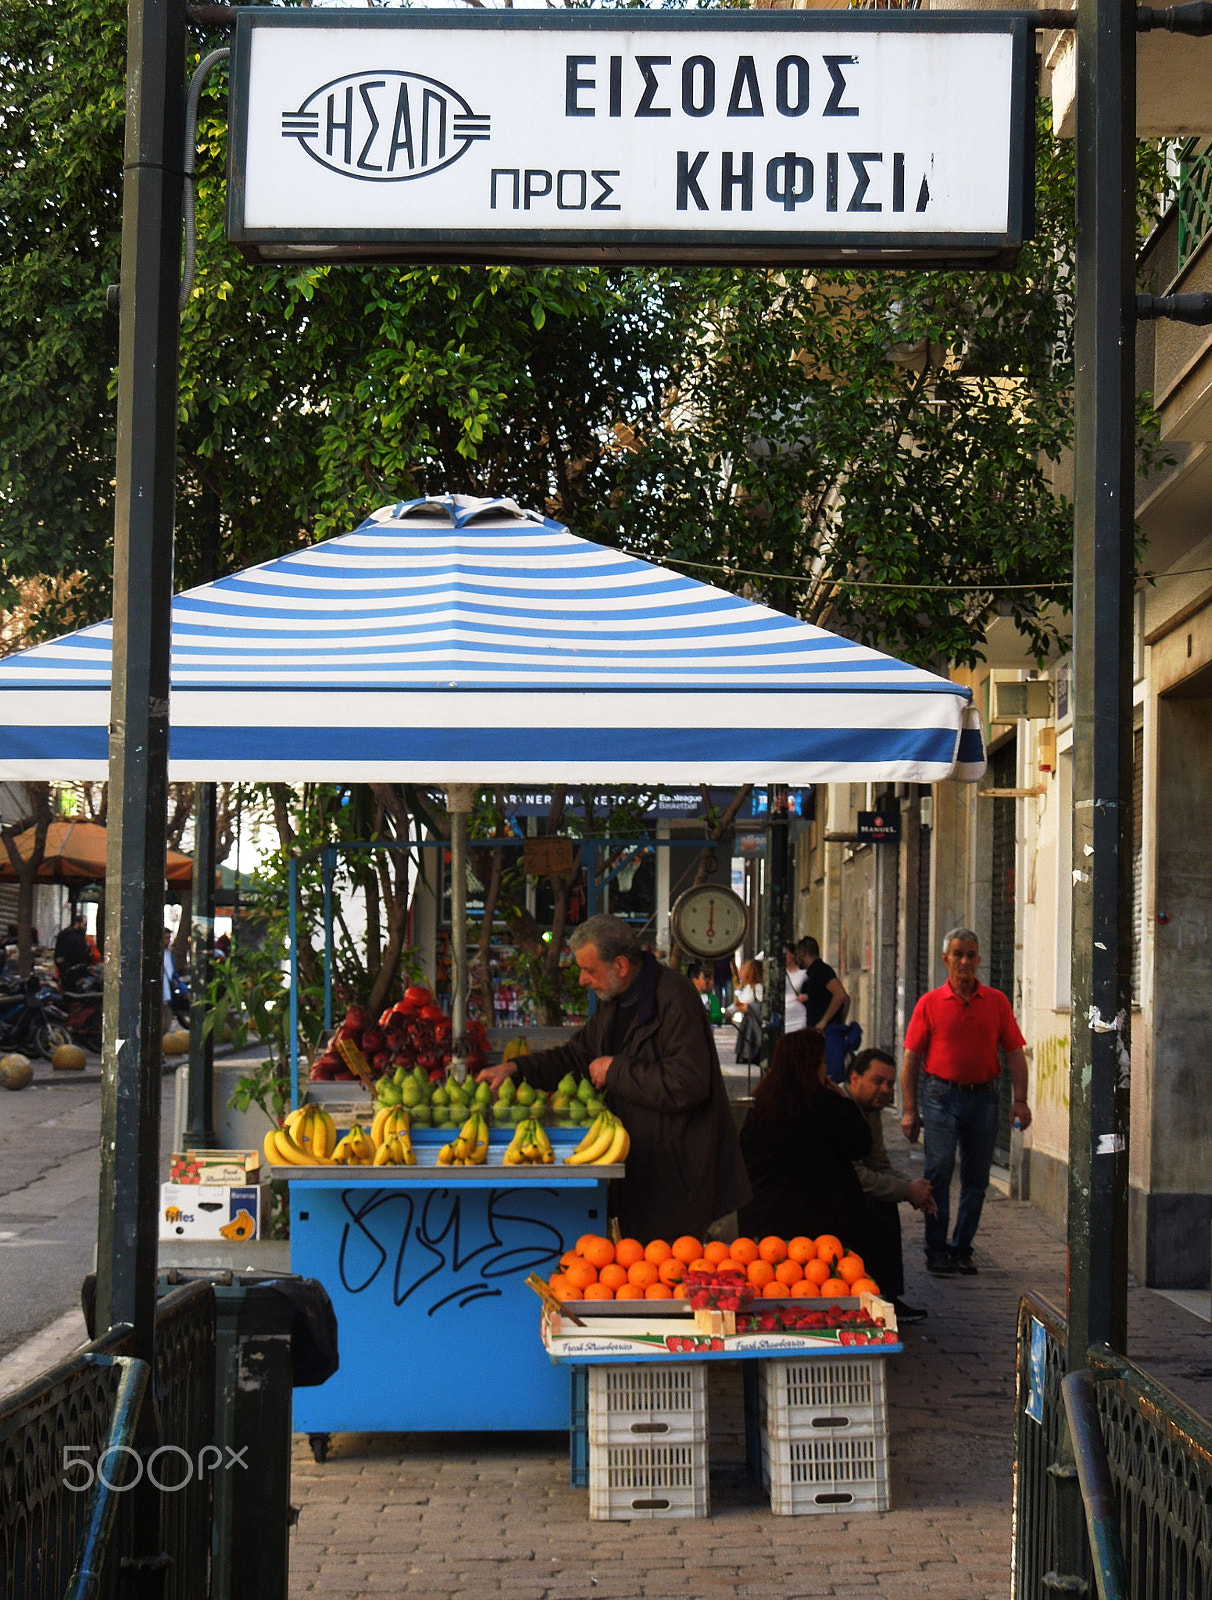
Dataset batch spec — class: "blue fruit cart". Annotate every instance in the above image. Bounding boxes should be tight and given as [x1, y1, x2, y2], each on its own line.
[271, 1128, 620, 1460]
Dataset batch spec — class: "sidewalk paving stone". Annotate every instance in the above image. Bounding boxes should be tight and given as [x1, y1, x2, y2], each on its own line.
[288, 1186, 1212, 1600]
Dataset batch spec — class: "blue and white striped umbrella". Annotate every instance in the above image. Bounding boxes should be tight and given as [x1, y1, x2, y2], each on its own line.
[0, 496, 983, 783]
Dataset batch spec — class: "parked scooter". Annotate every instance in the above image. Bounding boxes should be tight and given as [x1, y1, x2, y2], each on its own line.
[0, 974, 71, 1059]
[59, 965, 103, 1054]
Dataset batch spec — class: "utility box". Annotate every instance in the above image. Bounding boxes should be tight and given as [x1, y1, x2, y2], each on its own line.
[994, 679, 1052, 720]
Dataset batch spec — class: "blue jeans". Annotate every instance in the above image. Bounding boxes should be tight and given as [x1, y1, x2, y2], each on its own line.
[921, 1077, 1000, 1260]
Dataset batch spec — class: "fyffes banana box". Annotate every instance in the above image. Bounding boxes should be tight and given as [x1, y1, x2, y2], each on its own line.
[159, 1182, 265, 1240]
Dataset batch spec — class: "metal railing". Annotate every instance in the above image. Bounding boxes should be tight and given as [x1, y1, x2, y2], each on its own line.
[1014, 1292, 1212, 1600]
[0, 1282, 216, 1600]
[1178, 138, 1212, 271]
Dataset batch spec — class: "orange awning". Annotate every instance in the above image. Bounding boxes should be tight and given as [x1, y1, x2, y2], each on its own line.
[0, 820, 193, 885]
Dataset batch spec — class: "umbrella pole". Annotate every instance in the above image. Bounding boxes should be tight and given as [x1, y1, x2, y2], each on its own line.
[445, 786, 474, 1082]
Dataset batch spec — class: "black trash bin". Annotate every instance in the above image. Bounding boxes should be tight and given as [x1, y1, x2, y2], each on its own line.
[83, 1271, 338, 1600]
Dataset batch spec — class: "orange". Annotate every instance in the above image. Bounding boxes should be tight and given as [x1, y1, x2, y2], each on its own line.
[644, 1238, 673, 1265]
[565, 1260, 598, 1292]
[559, 1249, 580, 1270]
[577, 1233, 612, 1260]
[628, 1260, 659, 1289]
[728, 1237, 759, 1265]
[851, 1276, 881, 1296]
[703, 1240, 731, 1265]
[787, 1235, 817, 1264]
[583, 1282, 614, 1300]
[645, 1282, 674, 1299]
[673, 1284, 689, 1300]
[775, 1259, 804, 1287]
[803, 1258, 831, 1286]
[762, 1281, 785, 1299]
[548, 1273, 571, 1300]
[815, 1234, 844, 1268]
[672, 1235, 703, 1264]
[615, 1238, 646, 1269]
[791, 1279, 820, 1298]
[599, 1263, 629, 1291]
[837, 1252, 866, 1285]
[747, 1260, 776, 1290]
[715, 1257, 743, 1274]
[658, 1257, 685, 1286]
[820, 1277, 849, 1297]
[615, 1283, 645, 1300]
[758, 1235, 788, 1264]
[688, 1258, 715, 1275]
[582, 1236, 616, 1270]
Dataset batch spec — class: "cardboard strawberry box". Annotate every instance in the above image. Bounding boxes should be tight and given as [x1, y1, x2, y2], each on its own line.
[169, 1149, 260, 1185]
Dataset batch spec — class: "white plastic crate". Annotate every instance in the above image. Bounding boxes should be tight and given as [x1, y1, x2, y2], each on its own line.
[760, 1356, 887, 1440]
[588, 1362, 708, 1446]
[759, 1425, 890, 1515]
[588, 1437, 710, 1520]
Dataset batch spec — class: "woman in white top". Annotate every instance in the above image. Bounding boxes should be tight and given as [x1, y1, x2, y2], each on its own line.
[731, 958, 763, 1021]
[784, 945, 808, 1033]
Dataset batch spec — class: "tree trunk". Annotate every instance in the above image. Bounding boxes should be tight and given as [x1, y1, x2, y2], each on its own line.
[1, 783, 52, 978]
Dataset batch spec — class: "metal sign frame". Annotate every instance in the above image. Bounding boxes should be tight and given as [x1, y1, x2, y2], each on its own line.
[227, 7, 1035, 268]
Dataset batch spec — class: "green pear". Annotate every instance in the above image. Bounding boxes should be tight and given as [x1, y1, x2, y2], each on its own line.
[393, 1065, 407, 1086]
[585, 1097, 604, 1118]
[410, 1103, 433, 1126]
[400, 1082, 422, 1109]
[557, 1073, 579, 1098]
[551, 1093, 570, 1114]
[432, 1086, 449, 1107]
[516, 1082, 536, 1106]
[576, 1078, 595, 1104]
[567, 1101, 587, 1124]
[473, 1082, 492, 1107]
[509, 1105, 529, 1124]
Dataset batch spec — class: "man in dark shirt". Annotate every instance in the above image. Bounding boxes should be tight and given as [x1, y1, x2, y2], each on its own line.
[54, 916, 92, 985]
[795, 936, 849, 1030]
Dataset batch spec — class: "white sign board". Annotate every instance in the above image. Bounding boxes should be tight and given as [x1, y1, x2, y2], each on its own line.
[228, 10, 1032, 266]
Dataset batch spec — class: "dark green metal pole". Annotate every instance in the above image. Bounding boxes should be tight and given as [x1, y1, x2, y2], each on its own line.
[184, 783, 218, 1147]
[764, 785, 790, 1056]
[95, 0, 184, 1362]
[1068, 0, 1134, 1368]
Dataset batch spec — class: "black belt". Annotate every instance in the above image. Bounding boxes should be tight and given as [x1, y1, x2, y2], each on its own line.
[925, 1075, 997, 1093]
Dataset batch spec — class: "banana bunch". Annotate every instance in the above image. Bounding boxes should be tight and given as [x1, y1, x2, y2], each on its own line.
[502, 1035, 531, 1062]
[372, 1132, 417, 1166]
[437, 1110, 490, 1166]
[503, 1117, 554, 1165]
[331, 1123, 377, 1165]
[370, 1103, 412, 1148]
[262, 1103, 338, 1167]
[562, 1110, 630, 1166]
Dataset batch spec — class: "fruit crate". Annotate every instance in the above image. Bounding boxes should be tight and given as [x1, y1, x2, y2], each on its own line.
[758, 1425, 890, 1515]
[759, 1356, 887, 1440]
[588, 1362, 708, 1446]
[588, 1437, 710, 1521]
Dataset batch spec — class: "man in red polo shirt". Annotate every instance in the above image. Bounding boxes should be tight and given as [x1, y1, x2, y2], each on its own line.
[900, 927, 1030, 1276]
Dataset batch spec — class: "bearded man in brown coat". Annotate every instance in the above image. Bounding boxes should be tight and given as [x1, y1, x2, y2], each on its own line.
[478, 913, 750, 1243]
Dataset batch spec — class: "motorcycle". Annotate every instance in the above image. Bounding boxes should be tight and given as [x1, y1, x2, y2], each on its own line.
[0, 974, 71, 1059]
[59, 965, 104, 1053]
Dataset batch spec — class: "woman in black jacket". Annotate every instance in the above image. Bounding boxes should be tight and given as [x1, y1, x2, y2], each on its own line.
[738, 1028, 872, 1248]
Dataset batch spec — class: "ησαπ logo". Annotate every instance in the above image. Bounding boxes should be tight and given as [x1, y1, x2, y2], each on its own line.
[281, 71, 489, 183]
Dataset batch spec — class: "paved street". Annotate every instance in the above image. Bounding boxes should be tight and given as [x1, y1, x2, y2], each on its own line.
[0, 1069, 176, 1367]
[286, 1189, 1212, 1600]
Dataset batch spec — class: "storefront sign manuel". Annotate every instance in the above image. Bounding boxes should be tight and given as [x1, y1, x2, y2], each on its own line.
[228, 9, 1033, 267]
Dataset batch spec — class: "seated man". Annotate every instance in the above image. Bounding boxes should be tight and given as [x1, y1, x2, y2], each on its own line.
[840, 1048, 937, 1326]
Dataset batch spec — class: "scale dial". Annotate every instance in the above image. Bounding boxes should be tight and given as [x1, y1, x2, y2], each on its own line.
[670, 885, 748, 960]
